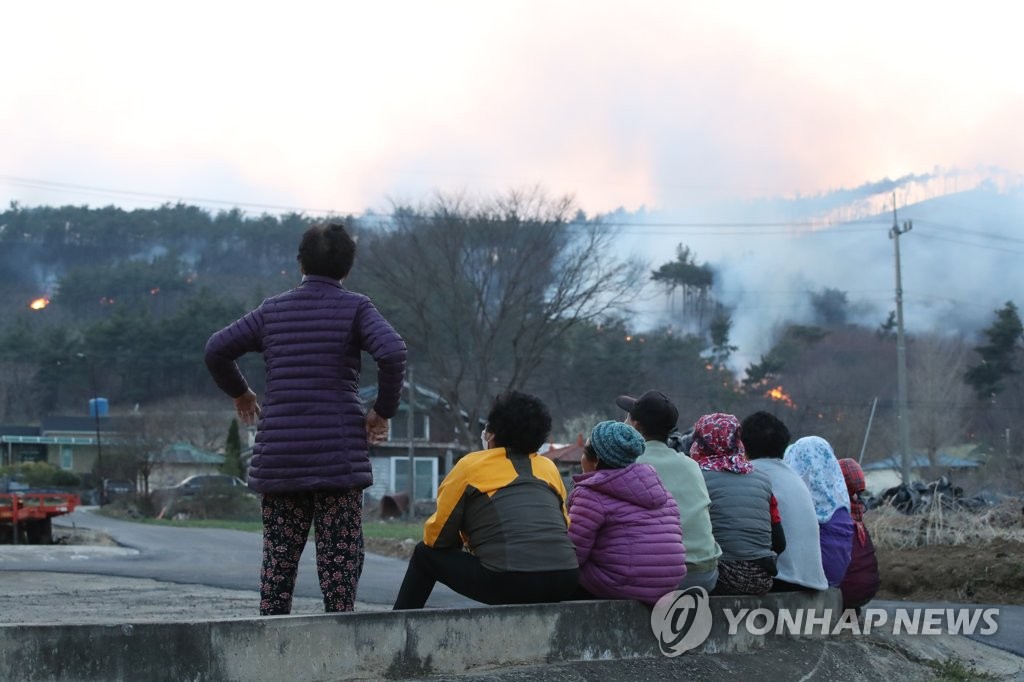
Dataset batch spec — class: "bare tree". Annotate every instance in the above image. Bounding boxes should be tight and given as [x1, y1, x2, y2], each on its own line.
[116, 397, 235, 494]
[556, 411, 604, 444]
[360, 189, 645, 449]
[909, 335, 971, 468]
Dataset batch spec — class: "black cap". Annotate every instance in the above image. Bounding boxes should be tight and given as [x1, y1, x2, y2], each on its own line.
[615, 390, 679, 434]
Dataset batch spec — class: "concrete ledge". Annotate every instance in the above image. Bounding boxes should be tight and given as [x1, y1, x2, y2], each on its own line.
[0, 590, 842, 681]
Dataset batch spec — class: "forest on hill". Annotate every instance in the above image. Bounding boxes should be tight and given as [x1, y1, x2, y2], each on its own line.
[1, 195, 1021, 491]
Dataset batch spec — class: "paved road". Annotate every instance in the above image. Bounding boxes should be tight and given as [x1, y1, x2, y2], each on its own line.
[0, 508, 474, 608]
[872, 599, 1024, 658]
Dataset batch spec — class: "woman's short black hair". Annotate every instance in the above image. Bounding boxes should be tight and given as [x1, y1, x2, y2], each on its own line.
[297, 222, 356, 280]
[583, 441, 615, 470]
[486, 391, 552, 454]
[739, 411, 791, 459]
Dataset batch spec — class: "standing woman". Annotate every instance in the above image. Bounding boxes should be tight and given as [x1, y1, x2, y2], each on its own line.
[784, 436, 854, 588]
[205, 222, 407, 615]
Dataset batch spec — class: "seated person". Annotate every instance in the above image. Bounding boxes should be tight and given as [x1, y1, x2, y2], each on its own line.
[568, 420, 686, 605]
[619, 390, 721, 592]
[784, 436, 854, 587]
[392, 391, 578, 609]
[690, 413, 785, 595]
[742, 411, 829, 592]
[838, 458, 881, 611]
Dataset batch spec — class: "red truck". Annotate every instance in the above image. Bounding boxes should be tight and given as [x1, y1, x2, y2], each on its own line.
[0, 492, 79, 544]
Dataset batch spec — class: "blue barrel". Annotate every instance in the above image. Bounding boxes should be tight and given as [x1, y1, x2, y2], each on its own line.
[89, 398, 109, 417]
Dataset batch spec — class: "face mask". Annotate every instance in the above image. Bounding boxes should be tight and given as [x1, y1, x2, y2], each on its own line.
[481, 430, 490, 450]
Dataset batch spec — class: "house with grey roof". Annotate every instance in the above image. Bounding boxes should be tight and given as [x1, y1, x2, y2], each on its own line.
[148, 442, 225, 490]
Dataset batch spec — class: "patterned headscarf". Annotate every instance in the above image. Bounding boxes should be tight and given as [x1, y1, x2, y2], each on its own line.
[839, 458, 868, 544]
[783, 436, 851, 523]
[688, 413, 752, 474]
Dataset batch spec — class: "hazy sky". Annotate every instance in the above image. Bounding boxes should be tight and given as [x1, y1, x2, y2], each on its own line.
[3, 1, 1023, 215]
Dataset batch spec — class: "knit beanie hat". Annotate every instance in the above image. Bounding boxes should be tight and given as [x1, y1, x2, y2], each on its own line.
[588, 421, 645, 469]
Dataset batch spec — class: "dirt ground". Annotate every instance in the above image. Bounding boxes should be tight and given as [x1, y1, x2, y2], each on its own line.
[866, 499, 1024, 604]
[876, 538, 1024, 604]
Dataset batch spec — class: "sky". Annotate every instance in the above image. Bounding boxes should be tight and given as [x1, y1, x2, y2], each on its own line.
[4, 1, 1024, 371]
[3, 1, 1024, 215]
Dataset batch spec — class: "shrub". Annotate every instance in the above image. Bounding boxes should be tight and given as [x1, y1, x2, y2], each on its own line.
[0, 462, 81, 489]
[159, 487, 260, 522]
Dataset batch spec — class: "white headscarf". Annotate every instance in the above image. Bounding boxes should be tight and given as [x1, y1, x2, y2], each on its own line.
[783, 436, 851, 523]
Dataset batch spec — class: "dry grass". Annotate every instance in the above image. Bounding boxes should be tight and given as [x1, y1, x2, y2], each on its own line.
[867, 499, 1024, 549]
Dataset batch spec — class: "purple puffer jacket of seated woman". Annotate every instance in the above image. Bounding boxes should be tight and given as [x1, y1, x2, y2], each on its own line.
[568, 462, 686, 605]
[819, 507, 855, 587]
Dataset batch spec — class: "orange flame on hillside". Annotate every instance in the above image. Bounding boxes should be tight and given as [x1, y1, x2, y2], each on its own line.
[29, 297, 49, 310]
[765, 385, 796, 408]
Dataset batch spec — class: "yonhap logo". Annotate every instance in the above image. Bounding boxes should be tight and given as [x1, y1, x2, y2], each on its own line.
[649, 595, 1000, 657]
[650, 587, 714, 656]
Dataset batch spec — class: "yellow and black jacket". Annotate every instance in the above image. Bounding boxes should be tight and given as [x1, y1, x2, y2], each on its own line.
[423, 447, 579, 572]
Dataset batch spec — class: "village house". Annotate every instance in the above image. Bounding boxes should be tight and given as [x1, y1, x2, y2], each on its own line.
[2, 413, 227, 495]
[1, 415, 113, 476]
[358, 383, 465, 504]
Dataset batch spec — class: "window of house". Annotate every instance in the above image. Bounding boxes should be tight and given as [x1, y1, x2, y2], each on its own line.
[19, 450, 45, 463]
[60, 446, 74, 470]
[388, 410, 429, 441]
[389, 457, 438, 500]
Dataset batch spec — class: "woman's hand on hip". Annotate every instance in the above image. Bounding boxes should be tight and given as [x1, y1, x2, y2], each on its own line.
[233, 389, 261, 425]
[366, 409, 389, 444]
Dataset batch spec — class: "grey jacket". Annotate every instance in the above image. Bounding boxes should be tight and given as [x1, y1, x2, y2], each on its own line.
[702, 468, 775, 562]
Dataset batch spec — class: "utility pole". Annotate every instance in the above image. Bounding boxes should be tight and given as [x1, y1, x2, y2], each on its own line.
[405, 367, 416, 520]
[77, 353, 104, 505]
[890, 194, 913, 483]
[858, 397, 879, 465]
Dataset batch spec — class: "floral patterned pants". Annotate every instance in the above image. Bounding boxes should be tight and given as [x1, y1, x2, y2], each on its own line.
[260, 490, 364, 616]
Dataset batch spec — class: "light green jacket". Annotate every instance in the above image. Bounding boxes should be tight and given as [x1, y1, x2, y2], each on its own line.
[637, 440, 722, 569]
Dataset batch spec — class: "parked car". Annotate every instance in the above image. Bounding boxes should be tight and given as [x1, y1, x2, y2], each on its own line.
[152, 473, 257, 522]
[103, 479, 136, 499]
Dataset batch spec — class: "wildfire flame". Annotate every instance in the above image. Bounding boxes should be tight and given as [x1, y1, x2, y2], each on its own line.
[765, 385, 796, 408]
[29, 297, 49, 310]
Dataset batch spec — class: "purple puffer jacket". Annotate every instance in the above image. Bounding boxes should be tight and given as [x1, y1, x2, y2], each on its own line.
[819, 507, 855, 587]
[568, 463, 686, 605]
[205, 275, 407, 494]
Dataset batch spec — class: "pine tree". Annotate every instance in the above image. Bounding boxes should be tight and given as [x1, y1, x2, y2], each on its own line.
[965, 301, 1024, 399]
[221, 419, 244, 478]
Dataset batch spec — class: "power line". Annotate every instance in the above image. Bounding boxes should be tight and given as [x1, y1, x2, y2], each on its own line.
[914, 232, 1024, 255]
[2, 173, 895, 233]
[0, 174, 341, 216]
[915, 219, 1024, 245]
